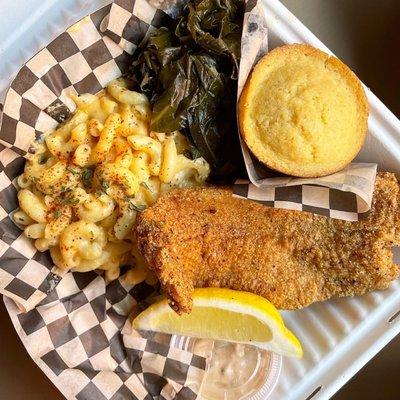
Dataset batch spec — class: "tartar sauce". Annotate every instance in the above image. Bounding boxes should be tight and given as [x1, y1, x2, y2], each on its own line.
[196, 340, 273, 400]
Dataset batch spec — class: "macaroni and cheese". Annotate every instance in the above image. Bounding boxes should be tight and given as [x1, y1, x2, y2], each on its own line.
[15, 79, 210, 281]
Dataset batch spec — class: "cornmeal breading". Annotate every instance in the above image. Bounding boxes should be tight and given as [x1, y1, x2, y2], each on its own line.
[135, 172, 400, 314]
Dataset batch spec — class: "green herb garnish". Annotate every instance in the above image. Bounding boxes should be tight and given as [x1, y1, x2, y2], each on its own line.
[128, 203, 147, 212]
[68, 198, 79, 206]
[67, 167, 80, 176]
[59, 192, 79, 206]
[53, 210, 61, 218]
[101, 180, 110, 191]
[82, 167, 95, 188]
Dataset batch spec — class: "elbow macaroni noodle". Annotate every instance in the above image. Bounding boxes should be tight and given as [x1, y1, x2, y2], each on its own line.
[15, 79, 210, 281]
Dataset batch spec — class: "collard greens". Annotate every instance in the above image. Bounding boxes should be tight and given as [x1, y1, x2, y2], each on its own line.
[128, 0, 244, 177]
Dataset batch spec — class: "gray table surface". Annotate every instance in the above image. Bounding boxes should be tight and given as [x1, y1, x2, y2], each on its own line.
[1, 0, 399, 399]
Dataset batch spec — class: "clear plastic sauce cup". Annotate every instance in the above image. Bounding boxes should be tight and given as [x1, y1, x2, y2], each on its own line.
[172, 336, 282, 400]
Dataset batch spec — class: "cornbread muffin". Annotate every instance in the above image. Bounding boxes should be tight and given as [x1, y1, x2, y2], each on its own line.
[238, 44, 368, 177]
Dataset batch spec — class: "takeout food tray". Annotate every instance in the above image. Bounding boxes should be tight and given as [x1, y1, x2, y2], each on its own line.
[1, 1, 400, 400]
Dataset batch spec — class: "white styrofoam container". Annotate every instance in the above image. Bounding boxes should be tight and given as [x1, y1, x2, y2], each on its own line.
[1, 1, 399, 400]
[0, 0, 111, 103]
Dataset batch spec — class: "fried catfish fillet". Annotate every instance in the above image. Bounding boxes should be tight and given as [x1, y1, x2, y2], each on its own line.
[135, 172, 400, 313]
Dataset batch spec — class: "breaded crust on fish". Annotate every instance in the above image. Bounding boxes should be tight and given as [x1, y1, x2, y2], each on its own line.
[135, 172, 400, 314]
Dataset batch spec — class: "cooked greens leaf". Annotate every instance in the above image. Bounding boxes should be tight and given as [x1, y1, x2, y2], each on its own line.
[129, 28, 182, 100]
[183, 145, 203, 160]
[186, 0, 242, 77]
[127, 0, 245, 178]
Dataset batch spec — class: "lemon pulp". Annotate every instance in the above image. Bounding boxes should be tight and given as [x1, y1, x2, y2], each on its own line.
[133, 288, 302, 358]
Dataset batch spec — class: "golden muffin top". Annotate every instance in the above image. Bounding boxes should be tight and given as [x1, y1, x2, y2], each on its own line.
[238, 44, 368, 177]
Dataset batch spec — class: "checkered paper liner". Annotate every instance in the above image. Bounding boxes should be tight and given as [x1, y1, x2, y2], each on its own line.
[235, 1, 377, 221]
[4, 274, 208, 400]
[0, 1, 212, 399]
[233, 162, 378, 221]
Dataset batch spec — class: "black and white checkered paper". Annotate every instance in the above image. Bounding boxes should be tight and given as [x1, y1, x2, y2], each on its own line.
[0, 1, 210, 399]
[235, 1, 377, 221]
[4, 274, 207, 400]
[233, 163, 378, 221]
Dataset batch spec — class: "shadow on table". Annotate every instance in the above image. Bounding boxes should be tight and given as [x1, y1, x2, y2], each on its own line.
[0, 299, 63, 400]
[334, 334, 400, 400]
[326, 0, 400, 119]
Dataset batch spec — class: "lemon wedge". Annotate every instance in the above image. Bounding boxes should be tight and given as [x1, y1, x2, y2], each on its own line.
[133, 288, 303, 358]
